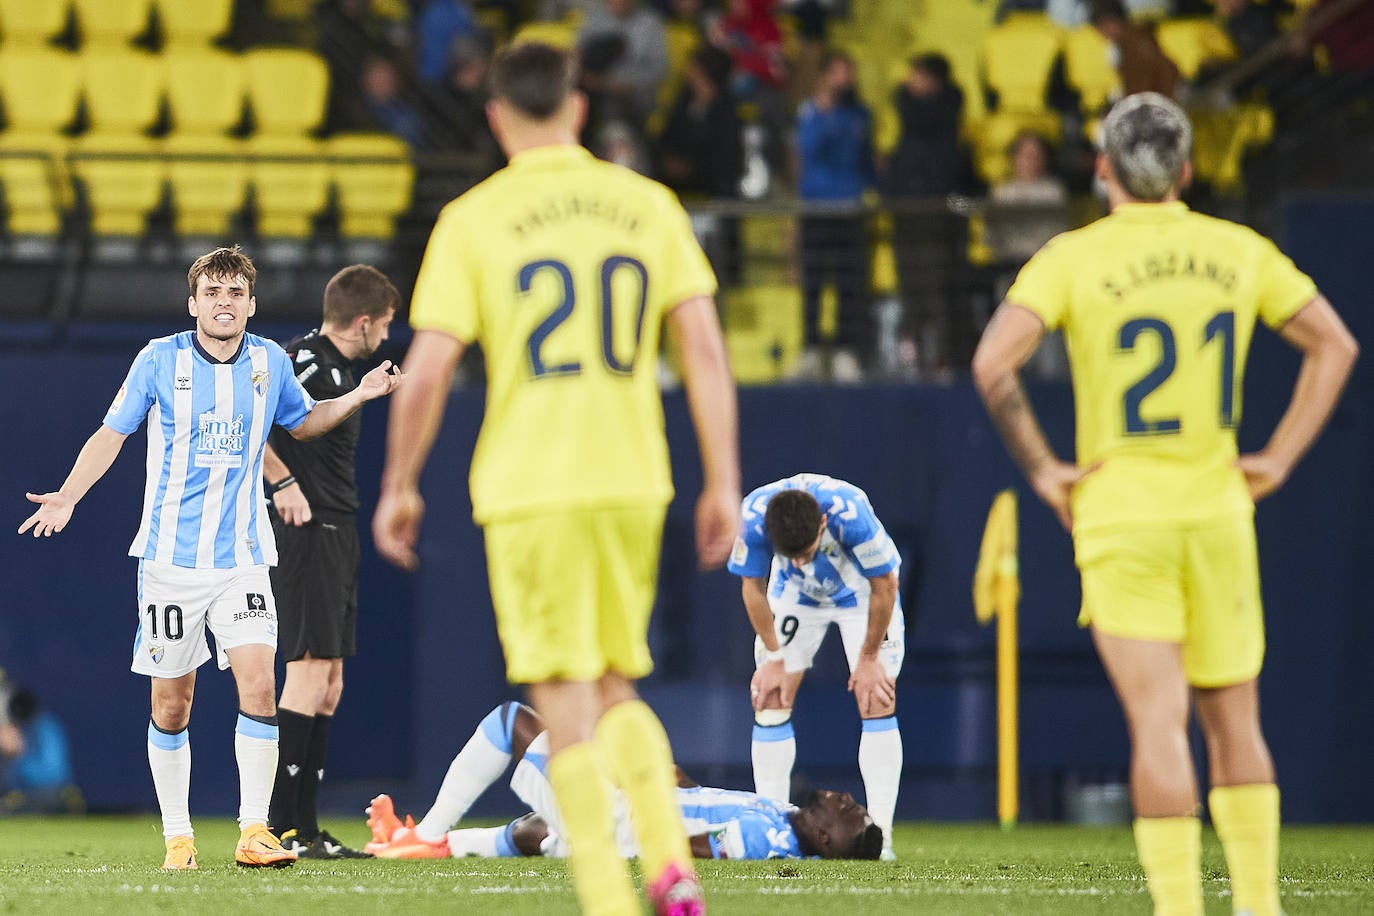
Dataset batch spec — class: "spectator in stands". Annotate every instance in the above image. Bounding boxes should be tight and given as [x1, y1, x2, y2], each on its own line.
[416, 0, 479, 85]
[318, 0, 413, 134]
[1090, 0, 1181, 98]
[433, 33, 502, 169]
[1213, 0, 1284, 59]
[362, 56, 431, 149]
[0, 673, 82, 816]
[578, 0, 670, 128]
[666, 0, 717, 35]
[885, 53, 966, 377]
[795, 49, 875, 382]
[656, 46, 745, 198]
[711, 0, 789, 173]
[1047, 0, 1171, 27]
[778, 0, 834, 101]
[987, 131, 1069, 262]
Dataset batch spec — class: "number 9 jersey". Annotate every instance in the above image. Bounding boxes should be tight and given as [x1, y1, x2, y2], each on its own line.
[1006, 201, 1318, 530]
[407, 146, 717, 524]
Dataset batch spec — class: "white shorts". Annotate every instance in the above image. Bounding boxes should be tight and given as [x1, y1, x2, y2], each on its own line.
[509, 732, 637, 859]
[755, 598, 906, 677]
[131, 559, 279, 678]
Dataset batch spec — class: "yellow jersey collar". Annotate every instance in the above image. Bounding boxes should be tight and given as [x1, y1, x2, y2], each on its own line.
[508, 144, 595, 171]
[1112, 200, 1189, 220]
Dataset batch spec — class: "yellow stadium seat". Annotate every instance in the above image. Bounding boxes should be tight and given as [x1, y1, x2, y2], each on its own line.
[162, 48, 246, 136]
[511, 21, 577, 49]
[244, 47, 329, 137]
[71, 0, 152, 47]
[983, 12, 1063, 114]
[70, 134, 164, 236]
[164, 134, 247, 237]
[650, 20, 700, 133]
[0, 47, 80, 233]
[80, 48, 162, 134]
[263, 0, 312, 21]
[0, 0, 70, 46]
[722, 284, 803, 384]
[1191, 102, 1273, 194]
[153, 0, 234, 46]
[1155, 17, 1237, 81]
[1063, 24, 1119, 114]
[975, 110, 1062, 184]
[247, 134, 330, 238]
[325, 132, 414, 240]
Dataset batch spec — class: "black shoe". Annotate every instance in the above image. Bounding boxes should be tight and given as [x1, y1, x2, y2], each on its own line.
[300, 830, 373, 859]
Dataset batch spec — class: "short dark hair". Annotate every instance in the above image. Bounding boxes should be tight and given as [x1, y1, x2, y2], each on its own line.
[845, 823, 885, 860]
[322, 264, 399, 326]
[692, 45, 733, 91]
[490, 41, 578, 119]
[764, 490, 823, 557]
[819, 48, 853, 73]
[1090, 0, 1127, 24]
[188, 245, 256, 296]
[910, 52, 950, 84]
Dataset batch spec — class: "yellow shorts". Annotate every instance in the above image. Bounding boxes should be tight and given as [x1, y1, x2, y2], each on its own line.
[1075, 514, 1264, 688]
[483, 504, 665, 684]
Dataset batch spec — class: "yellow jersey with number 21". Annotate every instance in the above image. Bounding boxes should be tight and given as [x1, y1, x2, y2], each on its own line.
[408, 145, 717, 525]
[1007, 202, 1317, 531]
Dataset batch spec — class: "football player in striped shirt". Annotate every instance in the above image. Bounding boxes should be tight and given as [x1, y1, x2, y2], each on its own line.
[18, 246, 401, 870]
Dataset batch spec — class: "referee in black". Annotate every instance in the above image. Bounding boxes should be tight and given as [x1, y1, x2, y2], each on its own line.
[264, 264, 398, 858]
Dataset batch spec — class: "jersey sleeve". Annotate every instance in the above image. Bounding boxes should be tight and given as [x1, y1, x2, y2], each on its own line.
[271, 346, 316, 431]
[1005, 235, 1071, 330]
[656, 190, 718, 313]
[409, 201, 482, 343]
[829, 488, 900, 576]
[1254, 236, 1319, 330]
[727, 492, 775, 578]
[103, 344, 158, 434]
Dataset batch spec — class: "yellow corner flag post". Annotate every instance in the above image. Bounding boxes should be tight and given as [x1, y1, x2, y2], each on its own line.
[973, 489, 1020, 830]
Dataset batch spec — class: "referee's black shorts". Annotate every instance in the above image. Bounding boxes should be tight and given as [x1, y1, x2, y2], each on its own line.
[270, 512, 359, 662]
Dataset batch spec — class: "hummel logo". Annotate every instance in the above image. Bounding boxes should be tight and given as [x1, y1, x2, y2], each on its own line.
[287, 764, 300, 777]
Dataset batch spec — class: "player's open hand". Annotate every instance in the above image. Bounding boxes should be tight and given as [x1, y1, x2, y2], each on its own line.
[18, 491, 74, 538]
[695, 485, 741, 570]
[373, 485, 424, 570]
[848, 657, 896, 718]
[358, 360, 404, 401]
[272, 484, 313, 527]
[1030, 460, 1097, 531]
[1237, 451, 1289, 502]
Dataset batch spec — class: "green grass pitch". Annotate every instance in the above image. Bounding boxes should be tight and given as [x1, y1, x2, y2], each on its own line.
[1, 817, 1370, 914]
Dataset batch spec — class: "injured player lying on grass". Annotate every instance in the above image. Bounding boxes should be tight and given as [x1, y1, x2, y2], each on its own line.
[364, 701, 884, 861]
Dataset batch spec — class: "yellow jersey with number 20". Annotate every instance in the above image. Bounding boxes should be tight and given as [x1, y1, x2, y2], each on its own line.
[408, 145, 717, 525]
[1007, 202, 1317, 531]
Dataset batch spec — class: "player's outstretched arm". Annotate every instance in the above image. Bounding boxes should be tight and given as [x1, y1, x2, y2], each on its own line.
[973, 303, 1093, 530]
[18, 425, 129, 537]
[667, 295, 741, 569]
[291, 360, 403, 441]
[1240, 295, 1359, 501]
[374, 330, 465, 570]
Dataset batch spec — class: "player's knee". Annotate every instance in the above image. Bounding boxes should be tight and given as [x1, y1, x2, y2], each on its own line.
[754, 708, 793, 728]
[151, 698, 192, 731]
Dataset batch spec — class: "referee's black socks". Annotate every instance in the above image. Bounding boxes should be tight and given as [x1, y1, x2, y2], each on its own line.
[269, 708, 315, 837]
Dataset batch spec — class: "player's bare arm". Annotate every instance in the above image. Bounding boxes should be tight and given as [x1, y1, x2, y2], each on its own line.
[18, 425, 129, 537]
[973, 303, 1094, 530]
[1239, 295, 1359, 501]
[374, 330, 467, 570]
[290, 360, 403, 441]
[849, 569, 898, 717]
[667, 295, 741, 568]
[743, 576, 793, 710]
[262, 442, 312, 527]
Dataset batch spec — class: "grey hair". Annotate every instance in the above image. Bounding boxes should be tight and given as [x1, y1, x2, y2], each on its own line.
[1102, 93, 1192, 201]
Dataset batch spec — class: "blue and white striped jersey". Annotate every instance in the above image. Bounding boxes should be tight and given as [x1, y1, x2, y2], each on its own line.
[727, 474, 900, 608]
[677, 786, 803, 859]
[103, 331, 315, 569]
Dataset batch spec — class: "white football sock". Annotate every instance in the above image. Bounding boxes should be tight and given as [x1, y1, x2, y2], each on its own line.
[447, 823, 520, 858]
[415, 702, 519, 842]
[235, 713, 279, 829]
[859, 717, 902, 851]
[147, 722, 192, 839]
[751, 715, 796, 803]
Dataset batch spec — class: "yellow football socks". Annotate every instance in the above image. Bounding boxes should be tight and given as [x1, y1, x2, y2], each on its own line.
[595, 699, 692, 881]
[1210, 783, 1281, 916]
[545, 742, 638, 916]
[1134, 816, 1203, 916]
